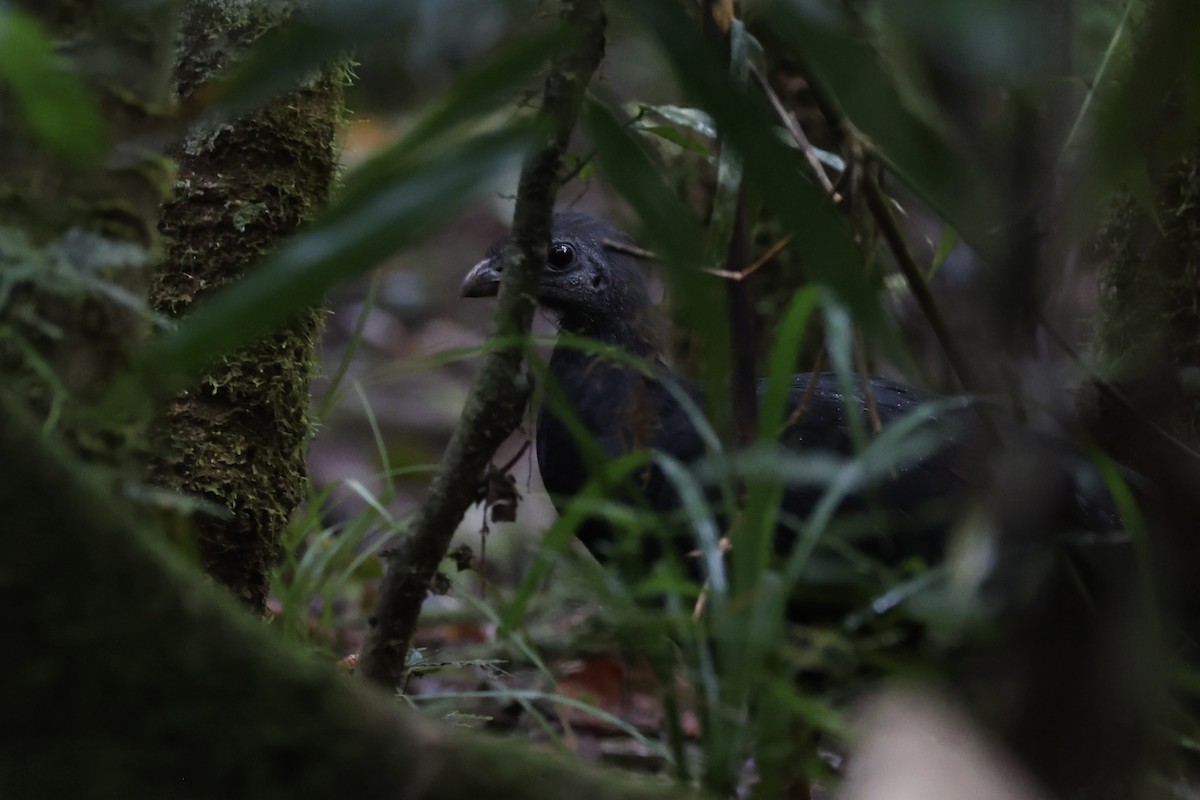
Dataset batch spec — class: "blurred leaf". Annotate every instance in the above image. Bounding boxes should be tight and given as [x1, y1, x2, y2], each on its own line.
[0, 10, 107, 162]
[637, 104, 717, 139]
[325, 30, 561, 218]
[622, 2, 895, 349]
[782, 395, 970, 581]
[218, 0, 420, 109]
[1059, 0, 1135, 165]
[385, 29, 561, 155]
[654, 452, 728, 600]
[1086, 0, 1200, 219]
[582, 95, 735, 429]
[760, 286, 822, 438]
[706, 19, 750, 263]
[764, 0, 995, 261]
[634, 124, 710, 155]
[742, 286, 822, 585]
[927, 227, 959, 281]
[142, 124, 536, 383]
[582, 97, 707, 265]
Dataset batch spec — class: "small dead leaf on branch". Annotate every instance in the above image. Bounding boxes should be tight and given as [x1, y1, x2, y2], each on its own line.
[448, 543, 474, 571]
[474, 440, 531, 532]
[429, 571, 452, 596]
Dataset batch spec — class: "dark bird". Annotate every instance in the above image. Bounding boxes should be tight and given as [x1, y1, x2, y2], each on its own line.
[462, 212, 1151, 800]
[461, 211, 1121, 583]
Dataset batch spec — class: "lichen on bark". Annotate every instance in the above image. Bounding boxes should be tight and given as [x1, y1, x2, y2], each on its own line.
[149, 0, 344, 609]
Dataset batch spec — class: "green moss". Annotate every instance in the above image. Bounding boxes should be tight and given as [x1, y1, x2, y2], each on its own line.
[150, 59, 343, 608]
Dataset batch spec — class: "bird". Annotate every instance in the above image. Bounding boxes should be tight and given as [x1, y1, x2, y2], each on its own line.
[460, 211, 1122, 589]
[461, 212, 1151, 800]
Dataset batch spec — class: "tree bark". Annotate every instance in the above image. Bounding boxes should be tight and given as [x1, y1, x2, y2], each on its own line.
[149, 0, 343, 609]
[361, 0, 609, 688]
[0, 391, 697, 800]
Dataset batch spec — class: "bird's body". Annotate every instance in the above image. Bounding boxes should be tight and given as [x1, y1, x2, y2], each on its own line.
[461, 212, 1118, 574]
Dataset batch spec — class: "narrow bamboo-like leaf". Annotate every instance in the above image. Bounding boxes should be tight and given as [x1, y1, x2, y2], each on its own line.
[142, 125, 535, 382]
[1088, 0, 1200, 211]
[622, 2, 895, 350]
[764, 0, 995, 261]
[218, 0, 420, 109]
[654, 452, 728, 599]
[740, 286, 823, 586]
[927, 227, 960, 281]
[582, 95, 734, 435]
[760, 286, 822, 436]
[634, 125, 710, 155]
[327, 31, 561, 218]
[707, 19, 750, 262]
[582, 98, 707, 266]
[637, 104, 717, 139]
[823, 299, 868, 451]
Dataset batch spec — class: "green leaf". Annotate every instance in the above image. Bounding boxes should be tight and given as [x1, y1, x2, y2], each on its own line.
[326, 29, 560, 220]
[636, 104, 717, 139]
[1084, 0, 1200, 222]
[218, 0, 420, 110]
[582, 95, 734, 436]
[706, 19, 750, 264]
[927, 227, 960, 281]
[0, 10, 107, 163]
[764, 0, 995, 261]
[634, 125, 710, 155]
[623, 2, 894, 348]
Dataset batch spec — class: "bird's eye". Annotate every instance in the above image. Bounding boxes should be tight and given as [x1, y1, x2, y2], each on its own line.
[547, 243, 575, 271]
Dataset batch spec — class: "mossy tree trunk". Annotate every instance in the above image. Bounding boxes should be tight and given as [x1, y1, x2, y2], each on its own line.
[0, 392, 698, 800]
[0, 0, 178, 460]
[149, 0, 343, 609]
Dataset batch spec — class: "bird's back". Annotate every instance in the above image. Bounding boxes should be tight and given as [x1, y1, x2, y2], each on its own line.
[536, 348, 975, 564]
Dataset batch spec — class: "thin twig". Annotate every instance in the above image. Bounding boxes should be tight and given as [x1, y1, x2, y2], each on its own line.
[601, 238, 657, 259]
[864, 175, 980, 394]
[854, 318, 883, 433]
[705, 233, 793, 281]
[360, 0, 608, 689]
[750, 63, 840, 200]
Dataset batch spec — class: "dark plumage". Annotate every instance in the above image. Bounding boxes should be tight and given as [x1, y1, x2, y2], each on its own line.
[461, 212, 1119, 574]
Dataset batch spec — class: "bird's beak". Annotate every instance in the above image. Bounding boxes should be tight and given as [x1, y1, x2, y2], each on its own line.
[460, 257, 502, 298]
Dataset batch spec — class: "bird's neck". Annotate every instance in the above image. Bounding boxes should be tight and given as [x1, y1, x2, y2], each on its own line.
[554, 306, 661, 360]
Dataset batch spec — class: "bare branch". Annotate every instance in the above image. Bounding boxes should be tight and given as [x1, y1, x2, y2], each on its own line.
[361, 0, 608, 689]
[863, 176, 980, 394]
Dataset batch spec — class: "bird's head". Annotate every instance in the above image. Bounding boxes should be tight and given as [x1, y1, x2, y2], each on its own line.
[461, 211, 657, 349]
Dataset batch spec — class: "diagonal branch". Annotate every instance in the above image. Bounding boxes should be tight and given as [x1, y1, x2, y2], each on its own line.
[863, 176, 979, 394]
[360, 0, 608, 689]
